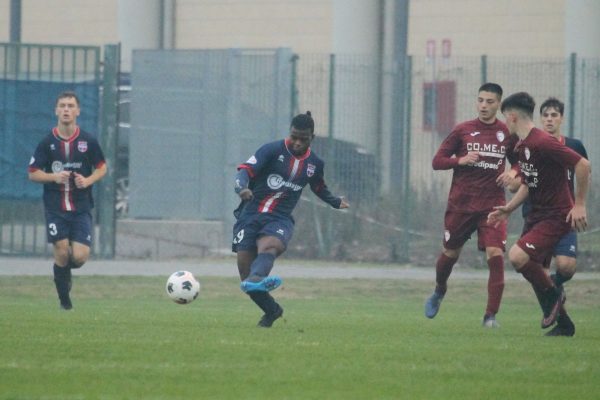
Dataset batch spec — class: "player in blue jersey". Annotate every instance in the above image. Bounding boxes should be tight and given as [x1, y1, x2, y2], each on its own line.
[233, 111, 349, 327]
[501, 97, 588, 336]
[28, 91, 107, 310]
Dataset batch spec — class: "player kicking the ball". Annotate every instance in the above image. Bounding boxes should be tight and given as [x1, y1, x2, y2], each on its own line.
[488, 92, 590, 332]
[232, 112, 349, 327]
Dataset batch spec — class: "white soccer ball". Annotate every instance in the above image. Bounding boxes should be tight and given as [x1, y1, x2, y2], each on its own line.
[166, 271, 200, 304]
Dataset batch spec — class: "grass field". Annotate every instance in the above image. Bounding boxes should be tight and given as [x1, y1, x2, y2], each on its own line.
[1, 274, 599, 400]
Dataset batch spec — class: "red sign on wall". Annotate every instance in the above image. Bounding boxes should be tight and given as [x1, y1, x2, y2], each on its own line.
[441, 39, 451, 58]
[426, 39, 436, 60]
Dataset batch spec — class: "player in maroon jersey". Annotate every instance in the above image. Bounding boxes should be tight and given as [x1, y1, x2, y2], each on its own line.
[488, 92, 590, 331]
[501, 97, 589, 336]
[28, 91, 107, 310]
[425, 83, 518, 328]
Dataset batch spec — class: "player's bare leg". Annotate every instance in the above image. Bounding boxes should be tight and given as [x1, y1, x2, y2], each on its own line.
[69, 241, 90, 269]
[554, 256, 576, 287]
[237, 249, 256, 281]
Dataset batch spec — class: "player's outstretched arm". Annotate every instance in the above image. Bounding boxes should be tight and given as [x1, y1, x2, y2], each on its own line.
[487, 184, 528, 227]
[567, 157, 591, 232]
[309, 179, 347, 209]
[338, 196, 349, 209]
[496, 167, 520, 192]
[505, 183, 529, 211]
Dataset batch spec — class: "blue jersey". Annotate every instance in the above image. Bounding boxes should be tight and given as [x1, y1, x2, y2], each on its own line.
[29, 127, 106, 212]
[235, 139, 341, 219]
[522, 135, 587, 217]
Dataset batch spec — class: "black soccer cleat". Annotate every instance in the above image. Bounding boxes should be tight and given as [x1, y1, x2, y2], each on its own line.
[257, 304, 284, 328]
[541, 286, 565, 329]
[60, 300, 73, 311]
[545, 322, 575, 337]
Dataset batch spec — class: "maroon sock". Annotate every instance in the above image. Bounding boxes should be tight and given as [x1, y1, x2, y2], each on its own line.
[435, 253, 458, 295]
[486, 255, 504, 316]
[519, 260, 554, 292]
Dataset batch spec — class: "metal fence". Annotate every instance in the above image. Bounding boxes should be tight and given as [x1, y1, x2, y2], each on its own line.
[2, 46, 599, 269]
[290, 53, 600, 268]
[0, 42, 119, 257]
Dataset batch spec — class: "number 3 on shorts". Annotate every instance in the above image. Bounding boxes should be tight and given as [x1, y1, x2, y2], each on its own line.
[48, 223, 58, 236]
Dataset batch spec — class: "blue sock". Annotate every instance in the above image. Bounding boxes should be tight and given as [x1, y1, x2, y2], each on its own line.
[553, 271, 572, 286]
[248, 253, 276, 279]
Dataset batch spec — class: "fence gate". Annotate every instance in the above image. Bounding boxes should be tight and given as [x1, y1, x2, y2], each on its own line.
[128, 48, 293, 225]
[0, 42, 102, 256]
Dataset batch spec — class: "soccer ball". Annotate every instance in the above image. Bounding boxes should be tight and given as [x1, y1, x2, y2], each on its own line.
[166, 271, 200, 304]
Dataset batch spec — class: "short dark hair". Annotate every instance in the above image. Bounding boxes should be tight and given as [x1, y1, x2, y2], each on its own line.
[540, 97, 564, 116]
[478, 82, 503, 99]
[56, 91, 80, 107]
[501, 92, 535, 119]
[291, 111, 314, 133]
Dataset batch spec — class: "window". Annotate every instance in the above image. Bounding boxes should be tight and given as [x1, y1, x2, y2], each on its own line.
[423, 80, 456, 135]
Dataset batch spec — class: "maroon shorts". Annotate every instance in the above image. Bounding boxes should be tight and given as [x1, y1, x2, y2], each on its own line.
[443, 211, 507, 252]
[517, 218, 572, 264]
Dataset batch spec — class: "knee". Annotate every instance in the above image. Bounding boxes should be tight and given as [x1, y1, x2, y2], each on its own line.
[486, 247, 503, 259]
[257, 238, 285, 257]
[508, 245, 528, 270]
[442, 247, 461, 259]
[54, 247, 70, 266]
[556, 257, 576, 278]
[260, 247, 281, 257]
[71, 250, 89, 268]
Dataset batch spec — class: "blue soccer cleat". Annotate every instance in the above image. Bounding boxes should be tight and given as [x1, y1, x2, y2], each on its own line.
[240, 275, 282, 293]
[425, 291, 444, 319]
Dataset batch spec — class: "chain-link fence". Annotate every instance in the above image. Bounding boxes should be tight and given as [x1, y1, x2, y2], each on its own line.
[289, 53, 600, 269]
[0, 42, 102, 256]
[2, 46, 599, 269]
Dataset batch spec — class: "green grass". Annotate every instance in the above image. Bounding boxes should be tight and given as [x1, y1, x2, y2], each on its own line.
[1, 275, 600, 400]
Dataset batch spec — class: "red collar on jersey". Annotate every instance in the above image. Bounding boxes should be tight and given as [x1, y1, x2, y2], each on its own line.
[53, 126, 80, 143]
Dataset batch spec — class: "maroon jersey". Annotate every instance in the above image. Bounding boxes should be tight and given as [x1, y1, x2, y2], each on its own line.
[433, 118, 517, 213]
[516, 127, 582, 221]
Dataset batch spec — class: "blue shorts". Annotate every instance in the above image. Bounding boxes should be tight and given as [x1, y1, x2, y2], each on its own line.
[232, 213, 294, 253]
[553, 230, 577, 258]
[45, 210, 93, 246]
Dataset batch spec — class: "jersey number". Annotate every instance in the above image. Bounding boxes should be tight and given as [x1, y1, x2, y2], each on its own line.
[48, 223, 58, 236]
[233, 229, 244, 244]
